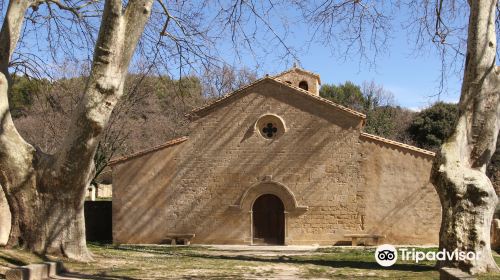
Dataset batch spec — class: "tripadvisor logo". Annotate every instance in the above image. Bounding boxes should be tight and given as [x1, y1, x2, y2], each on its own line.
[374, 244, 481, 267]
[375, 244, 397, 267]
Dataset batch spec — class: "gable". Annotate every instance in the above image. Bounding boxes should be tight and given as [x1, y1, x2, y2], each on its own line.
[109, 136, 188, 166]
[274, 67, 322, 84]
[110, 77, 435, 166]
[188, 77, 366, 128]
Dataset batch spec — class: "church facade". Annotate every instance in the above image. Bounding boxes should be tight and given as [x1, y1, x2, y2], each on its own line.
[110, 67, 441, 245]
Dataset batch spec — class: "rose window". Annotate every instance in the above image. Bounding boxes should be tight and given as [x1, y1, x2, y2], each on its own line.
[256, 114, 286, 140]
[262, 123, 278, 138]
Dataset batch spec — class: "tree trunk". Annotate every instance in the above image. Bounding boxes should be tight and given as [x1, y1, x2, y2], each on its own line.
[0, 67, 92, 259]
[431, 0, 500, 274]
[0, 0, 153, 261]
[2, 168, 90, 260]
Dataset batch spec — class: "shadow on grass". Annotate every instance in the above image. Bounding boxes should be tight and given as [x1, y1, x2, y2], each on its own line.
[88, 241, 113, 246]
[106, 244, 201, 255]
[108, 245, 434, 273]
[189, 253, 435, 272]
[61, 272, 140, 280]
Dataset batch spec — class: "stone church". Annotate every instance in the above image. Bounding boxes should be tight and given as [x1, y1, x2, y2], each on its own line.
[110, 67, 442, 245]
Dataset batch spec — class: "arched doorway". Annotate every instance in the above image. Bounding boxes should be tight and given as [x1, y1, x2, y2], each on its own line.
[252, 194, 285, 245]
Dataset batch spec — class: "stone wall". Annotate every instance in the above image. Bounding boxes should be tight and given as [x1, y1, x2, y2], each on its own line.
[112, 79, 441, 246]
[275, 69, 320, 96]
[96, 184, 112, 198]
[112, 141, 187, 243]
[359, 135, 441, 244]
[113, 80, 366, 245]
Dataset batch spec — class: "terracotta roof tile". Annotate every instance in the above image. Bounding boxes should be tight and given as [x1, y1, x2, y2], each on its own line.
[108, 136, 188, 166]
[360, 132, 436, 157]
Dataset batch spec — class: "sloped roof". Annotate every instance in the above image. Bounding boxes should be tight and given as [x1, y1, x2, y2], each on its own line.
[108, 136, 188, 166]
[360, 132, 436, 157]
[188, 76, 366, 120]
[110, 72, 434, 166]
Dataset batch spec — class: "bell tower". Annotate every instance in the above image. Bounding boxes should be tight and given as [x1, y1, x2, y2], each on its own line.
[274, 65, 321, 96]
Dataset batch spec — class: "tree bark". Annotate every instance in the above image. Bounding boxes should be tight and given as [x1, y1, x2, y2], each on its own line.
[0, 0, 153, 261]
[431, 0, 500, 274]
[0, 0, 38, 251]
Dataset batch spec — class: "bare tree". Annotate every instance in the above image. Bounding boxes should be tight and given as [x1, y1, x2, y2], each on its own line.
[93, 73, 205, 184]
[0, 0, 153, 260]
[14, 63, 88, 154]
[297, 0, 500, 274]
[430, 1, 500, 273]
[293, 0, 393, 65]
[201, 65, 258, 98]
[360, 81, 395, 111]
[0, 0, 295, 261]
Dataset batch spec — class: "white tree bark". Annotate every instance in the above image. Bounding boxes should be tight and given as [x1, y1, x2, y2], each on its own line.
[0, 0, 153, 260]
[0, 0, 38, 252]
[431, 0, 500, 274]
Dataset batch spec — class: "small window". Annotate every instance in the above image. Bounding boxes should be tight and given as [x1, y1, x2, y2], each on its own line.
[255, 114, 286, 140]
[298, 81, 309, 91]
[262, 123, 278, 138]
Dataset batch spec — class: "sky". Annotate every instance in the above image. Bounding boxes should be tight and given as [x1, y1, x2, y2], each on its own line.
[215, 3, 465, 111]
[297, 40, 462, 111]
[5, 1, 465, 111]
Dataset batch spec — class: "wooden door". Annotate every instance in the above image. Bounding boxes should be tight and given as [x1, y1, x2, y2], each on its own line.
[252, 194, 285, 245]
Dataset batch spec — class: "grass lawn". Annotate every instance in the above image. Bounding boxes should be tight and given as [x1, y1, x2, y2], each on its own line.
[1, 244, 500, 279]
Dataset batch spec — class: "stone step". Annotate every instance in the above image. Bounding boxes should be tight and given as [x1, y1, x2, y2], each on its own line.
[439, 267, 476, 280]
[5, 262, 64, 280]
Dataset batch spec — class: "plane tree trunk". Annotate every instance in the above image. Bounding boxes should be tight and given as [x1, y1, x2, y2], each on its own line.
[431, 0, 500, 274]
[0, 0, 153, 261]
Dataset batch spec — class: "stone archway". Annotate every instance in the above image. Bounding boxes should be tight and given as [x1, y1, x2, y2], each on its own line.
[231, 180, 308, 213]
[229, 180, 308, 245]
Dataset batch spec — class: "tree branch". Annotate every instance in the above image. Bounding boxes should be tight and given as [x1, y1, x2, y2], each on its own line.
[0, 0, 33, 74]
[0, 0, 35, 174]
[456, 0, 500, 170]
[122, 0, 154, 68]
[51, 0, 153, 188]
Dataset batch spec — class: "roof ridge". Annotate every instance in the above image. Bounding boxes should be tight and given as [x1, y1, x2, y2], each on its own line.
[108, 136, 189, 166]
[188, 77, 268, 118]
[270, 77, 366, 119]
[360, 132, 436, 157]
[189, 76, 366, 120]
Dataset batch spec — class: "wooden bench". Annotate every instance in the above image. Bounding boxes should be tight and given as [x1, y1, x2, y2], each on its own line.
[163, 233, 195, 245]
[344, 234, 385, 246]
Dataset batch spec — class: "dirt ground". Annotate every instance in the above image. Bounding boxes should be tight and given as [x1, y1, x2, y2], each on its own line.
[1, 244, 500, 279]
